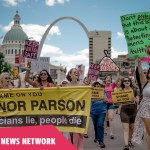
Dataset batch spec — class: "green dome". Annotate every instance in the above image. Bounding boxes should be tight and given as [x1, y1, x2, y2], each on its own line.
[3, 28, 28, 43]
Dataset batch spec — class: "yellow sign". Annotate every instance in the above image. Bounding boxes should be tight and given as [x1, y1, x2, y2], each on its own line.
[12, 67, 18, 79]
[92, 88, 104, 99]
[0, 86, 91, 134]
[112, 90, 134, 105]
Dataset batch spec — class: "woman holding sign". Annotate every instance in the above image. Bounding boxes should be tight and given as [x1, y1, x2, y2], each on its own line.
[25, 61, 54, 88]
[120, 77, 139, 150]
[90, 81, 107, 148]
[66, 68, 83, 150]
[132, 58, 150, 150]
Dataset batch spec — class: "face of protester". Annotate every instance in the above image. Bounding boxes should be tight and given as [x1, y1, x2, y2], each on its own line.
[39, 71, 48, 81]
[33, 74, 39, 82]
[95, 84, 101, 87]
[123, 78, 131, 88]
[1, 73, 11, 87]
[61, 81, 68, 87]
[116, 81, 121, 88]
[105, 76, 111, 84]
[69, 68, 80, 80]
[83, 77, 90, 85]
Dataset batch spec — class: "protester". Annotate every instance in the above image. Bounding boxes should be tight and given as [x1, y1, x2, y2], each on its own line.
[82, 76, 91, 138]
[61, 79, 69, 87]
[132, 58, 150, 150]
[66, 68, 83, 150]
[25, 61, 54, 88]
[91, 81, 107, 148]
[120, 77, 139, 150]
[104, 72, 120, 139]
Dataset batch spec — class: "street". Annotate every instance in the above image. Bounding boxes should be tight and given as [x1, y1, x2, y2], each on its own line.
[84, 114, 147, 150]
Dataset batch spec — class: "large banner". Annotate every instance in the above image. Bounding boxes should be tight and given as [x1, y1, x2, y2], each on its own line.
[0, 87, 91, 134]
[112, 90, 134, 105]
[121, 12, 150, 57]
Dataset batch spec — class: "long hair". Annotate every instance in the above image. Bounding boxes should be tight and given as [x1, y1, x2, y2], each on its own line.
[38, 70, 54, 84]
[146, 68, 150, 80]
[121, 77, 134, 89]
[66, 68, 79, 82]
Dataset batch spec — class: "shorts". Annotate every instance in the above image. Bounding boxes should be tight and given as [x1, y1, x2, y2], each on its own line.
[107, 103, 115, 110]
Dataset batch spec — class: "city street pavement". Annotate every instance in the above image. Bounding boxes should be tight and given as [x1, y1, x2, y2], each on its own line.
[84, 114, 147, 150]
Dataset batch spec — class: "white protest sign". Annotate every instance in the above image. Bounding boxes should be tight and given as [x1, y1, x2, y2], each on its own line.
[76, 64, 85, 81]
[30, 57, 50, 73]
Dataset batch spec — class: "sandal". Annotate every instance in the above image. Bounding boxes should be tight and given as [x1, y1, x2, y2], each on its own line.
[98, 142, 105, 148]
[110, 135, 114, 139]
[128, 141, 134, 148]
[123, 145, 129, 150]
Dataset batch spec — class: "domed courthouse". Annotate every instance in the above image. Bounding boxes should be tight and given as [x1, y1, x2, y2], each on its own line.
[2, 11, 28, 66]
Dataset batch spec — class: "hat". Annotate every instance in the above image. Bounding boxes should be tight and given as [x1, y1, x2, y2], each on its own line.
[61, 79, 69, 84]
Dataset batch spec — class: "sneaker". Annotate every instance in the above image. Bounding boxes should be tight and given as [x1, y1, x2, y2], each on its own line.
[128, 141, 134, 148]
[94, 139, 98, 143]
[84, 134, 88, 138]
[123, 145, 129, 150]
[110, 135, 114, 139]
[98, 142, 105, 148]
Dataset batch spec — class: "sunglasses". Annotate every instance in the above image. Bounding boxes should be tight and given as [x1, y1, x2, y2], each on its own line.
[62, 82, 68, 84]
[5, 77, 11, 80]
[123, 80, 130, 83]
[40, 73, 47, 76]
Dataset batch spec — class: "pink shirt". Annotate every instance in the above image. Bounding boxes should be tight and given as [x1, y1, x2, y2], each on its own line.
[104, 82, 116, 103]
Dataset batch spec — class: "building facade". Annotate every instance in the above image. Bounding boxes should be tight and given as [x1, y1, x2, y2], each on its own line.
[89, 31, 111, 64]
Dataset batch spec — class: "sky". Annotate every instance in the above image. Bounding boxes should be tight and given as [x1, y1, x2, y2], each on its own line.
[0, 0, 149, 72]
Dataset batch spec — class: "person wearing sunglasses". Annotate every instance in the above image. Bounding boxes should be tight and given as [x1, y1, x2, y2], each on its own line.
[25, 61, 54, 88]
[120, 77, 139, 150]
[132, 58, 150, 150]
[0, 72, 21, 89]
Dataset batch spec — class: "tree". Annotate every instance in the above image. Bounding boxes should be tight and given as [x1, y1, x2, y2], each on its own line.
[0, 52, 11, 74]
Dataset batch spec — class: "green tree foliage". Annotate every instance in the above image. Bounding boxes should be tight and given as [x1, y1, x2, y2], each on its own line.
[0, 52, 11, 74]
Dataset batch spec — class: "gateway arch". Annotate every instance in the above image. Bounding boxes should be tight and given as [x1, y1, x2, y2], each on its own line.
[38, 16, 89, 57]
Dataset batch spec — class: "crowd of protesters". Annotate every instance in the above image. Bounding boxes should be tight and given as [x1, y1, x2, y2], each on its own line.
[0, 57, 150, 150]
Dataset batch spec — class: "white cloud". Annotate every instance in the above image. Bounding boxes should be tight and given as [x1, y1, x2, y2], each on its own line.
[116, 32, 125, 39]
[2, 0, 25, 7]
[111, 47, 127, 58]
[45, 0, 69, 6]
[2, 21, 61, 42]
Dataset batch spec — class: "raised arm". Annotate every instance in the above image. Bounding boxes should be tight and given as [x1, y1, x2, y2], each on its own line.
[137, 58, 147, 86]
[115, 71, 120, 84]
[16, 75, 21, 88]
[25, 61, 37, 87]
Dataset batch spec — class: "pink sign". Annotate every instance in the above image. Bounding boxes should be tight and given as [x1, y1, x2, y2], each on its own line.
[141, 57, 150, 63]
[88, 63, 100, 81]
[0, 125, 76, 150]
[99, 57, 120, 72]
[24, 40, 39, 59]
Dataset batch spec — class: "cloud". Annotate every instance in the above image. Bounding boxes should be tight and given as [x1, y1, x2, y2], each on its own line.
[2, 21, 61, 42]
[2, 0, 25, 7]
[116, 32, 125, 39]
[111, 47, 127, 58]
[45, 0, 70, 6]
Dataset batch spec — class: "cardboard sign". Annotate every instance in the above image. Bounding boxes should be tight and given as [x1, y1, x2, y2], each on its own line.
[12, 67, 19, 79]
[112, 90, 134, 105]
[76, 64, 85, 81]
[99, 57, 120, 72]
[30, 57, 50, 73]
[88, 63, 100, 81]
[24, 40, 39, 59]
[92, 88, 104, 99]
[121, 12, 150, 58]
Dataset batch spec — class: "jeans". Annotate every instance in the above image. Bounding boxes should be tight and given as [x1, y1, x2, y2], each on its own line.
[91, 113, 106, 143]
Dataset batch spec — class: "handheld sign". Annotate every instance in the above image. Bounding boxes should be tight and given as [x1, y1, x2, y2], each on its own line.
[99, 56, 120, 72]
[24, 40, 39, 59]
[76, 64, 85, 81]
[12, 67, 19, 79]
[88, 63, 100, 81]
[92, 88, 104, 100]
[112, 90, 134, 105]
[121, 12, 150, 58]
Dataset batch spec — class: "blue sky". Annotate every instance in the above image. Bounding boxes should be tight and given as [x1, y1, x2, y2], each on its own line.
[0, 0, 149, 71]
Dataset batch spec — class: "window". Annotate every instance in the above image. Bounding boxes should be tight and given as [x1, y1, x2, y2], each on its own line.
[11, 49, 13, 54]
[8, 49, 10, 54]
[15, 49, 17, 54]
[19, 49, 21, 54]
[6, 50, 7, 54]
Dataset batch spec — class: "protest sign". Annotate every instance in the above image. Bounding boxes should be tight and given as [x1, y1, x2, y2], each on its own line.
[92, 88, 104, 99]
[76, 64, 85, 81]
[24, 40, 39, 59]
[141, 57, 150, 63]
[121, 12, 150, 57]
[88, 63, 100, 81]
[15, 54, 25, 67]
[30, 57, 50, 73]
[112, 90, 134, 105]
[12, 67, 19, 79]
[0, 86, 91, 134]
[99, 57, 120, 72]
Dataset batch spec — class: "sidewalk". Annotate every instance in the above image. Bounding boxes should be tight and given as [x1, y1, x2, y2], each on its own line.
[84, 114, 147, 150]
